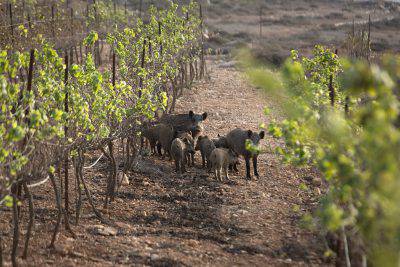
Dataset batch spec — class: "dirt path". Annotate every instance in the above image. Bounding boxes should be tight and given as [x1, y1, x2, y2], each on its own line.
[0, 59, 327, 266]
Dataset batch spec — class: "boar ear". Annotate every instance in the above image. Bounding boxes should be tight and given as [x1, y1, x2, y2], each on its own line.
[202, 112, 208, 120]
[259, 131, 265, 139]
[204, 135, 208, 139]
[217, 134, 220, 137]
[198, 136, 203, 140]
[189, 110, 194, 118]
[247, 130, 253, 138]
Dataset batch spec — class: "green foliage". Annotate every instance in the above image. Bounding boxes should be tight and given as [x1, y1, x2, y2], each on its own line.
[0, 1, 202, 208]
[246, 47, 400, 265]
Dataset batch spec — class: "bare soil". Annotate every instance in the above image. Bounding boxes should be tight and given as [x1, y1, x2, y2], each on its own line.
[0, 59, 329, 266]
[204, 0, 400, 64]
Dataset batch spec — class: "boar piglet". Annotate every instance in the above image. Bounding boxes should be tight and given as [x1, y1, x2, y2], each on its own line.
[195, 135, 216, 169]
[170, 137, 195, 174]
[178, 131, 195, 167]
[212, 134, 228, 148]
[209, 148, 239, 182]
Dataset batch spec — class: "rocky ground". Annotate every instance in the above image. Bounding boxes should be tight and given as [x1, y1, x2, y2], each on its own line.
[204, 0, 400, 65]
[0, 59, 328, 266]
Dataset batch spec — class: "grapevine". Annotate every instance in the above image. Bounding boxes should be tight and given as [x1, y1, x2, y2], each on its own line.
[0, 1, 203, 263]
[247, 47, 400, 265]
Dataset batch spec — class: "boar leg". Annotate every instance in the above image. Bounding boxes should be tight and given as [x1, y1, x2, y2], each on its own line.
[140, 136, 145, 151]
[245, 156, 251, 180]
[181, 162, 186, 173]
[217, 168, 222, 182]
[191, 153, 195, 167]
[150, 141, 156, 155]
[157, 143, 162, 156]
[175, 159, 180, 173]
[224, 166, 230, 181]
[229, 163, 239, 172]
[206, 158, 211, 172]
[181, 156, 187, 173]
[186, 153, 191, 167]
[233, 163, 239, 172]
[168, 149, 173, 161]
[253, 156, 259, 177]
[201, 153, 206, 168]
[212, 165, 218, 180]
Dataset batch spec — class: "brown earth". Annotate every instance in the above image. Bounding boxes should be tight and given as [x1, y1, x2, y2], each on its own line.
[0, 59, 328, 266]
[204, 0, 400, 64]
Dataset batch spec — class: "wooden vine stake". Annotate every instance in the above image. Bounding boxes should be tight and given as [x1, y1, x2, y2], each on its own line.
[51, 5, 55, 40]
[158, 21, 163, 56]
[70, 8, 74, 43]
[0, 231, 3, 267]
[104, 52, 117, 209]
[9, 3, 14, 45]
[26, 49, 35, 97]
[367, 14, 371, 63]
[328, 75, 334, 107]
[11, 186, 18, 267]
[259, 5, 263, 40]
[64, 50, 75, 235]
[22, 182, 34, 259]
[10, 49, 34, 267]
[64, 52, 70, 217]
[21, 50, 36, 261]
[112, 53, 116, 86]
[138, 39, 146, 97]
[329, 49, 338, 107]
[139, 0, 143, 19]
[199, 4, 205, 79]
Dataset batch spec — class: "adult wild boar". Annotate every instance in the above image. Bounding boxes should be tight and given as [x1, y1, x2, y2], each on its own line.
[159, 110, 208, 138]
[226, 128, 265, 179]
[157, 123, 177, 159]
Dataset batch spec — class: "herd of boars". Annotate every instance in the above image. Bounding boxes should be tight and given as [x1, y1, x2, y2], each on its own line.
[142, 110, 265, 180]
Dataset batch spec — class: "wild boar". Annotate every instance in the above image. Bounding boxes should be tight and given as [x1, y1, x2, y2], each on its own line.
[226, 128, 265, 179]
[209, 148, 239, 182]
[159, 110, 207, 138]
[195, 135, 216, 169]
[156, 123, 177, 159]
[212, 134, 228, 148]
[170, 136, 195, 174]
[141, 123, 161, 155]
[178, 131, 195, 167]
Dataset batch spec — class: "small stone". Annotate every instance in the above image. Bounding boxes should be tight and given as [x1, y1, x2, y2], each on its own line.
[187, 239, 199, 247]
[150, 254, 160, 261]
[118, 172, 130, 186]
[237, 209, 249, 215]
[115, 222, 130, 229]
[90, 225, 118, 236]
